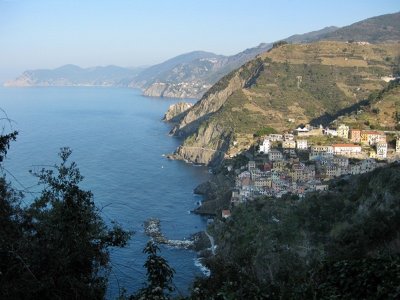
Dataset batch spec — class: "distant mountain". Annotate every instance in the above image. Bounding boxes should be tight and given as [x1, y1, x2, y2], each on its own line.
[135, 12, 400, 99]
[6, 12, 399, 96]
[132, 51, 228, 98]
[4, 65, 142, 87]
[285, 26, 339, 43]
[319, 12, 400, 43]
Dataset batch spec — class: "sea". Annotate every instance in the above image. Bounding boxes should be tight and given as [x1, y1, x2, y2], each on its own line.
[0, 87, 210, 298]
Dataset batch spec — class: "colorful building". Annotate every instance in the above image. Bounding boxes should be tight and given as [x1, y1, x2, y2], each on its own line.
[337, 124, 350, 139]
[350, 129, 361, 143]
[332, 144, 362, 156]
[376, 142, 388, 159]
[296, 139, 308, 150]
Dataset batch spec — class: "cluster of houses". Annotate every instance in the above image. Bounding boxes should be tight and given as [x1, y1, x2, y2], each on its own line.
[230, 124, 400, 205]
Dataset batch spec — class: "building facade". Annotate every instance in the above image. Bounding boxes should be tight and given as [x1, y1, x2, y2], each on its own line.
[259, 138, 271, 154]
[296, 139, 308, 150]
[376, 142, 388, 159]
[332, 144, 362, 156]
[337, 124, 349, 139]
[350, 129, 361, 143]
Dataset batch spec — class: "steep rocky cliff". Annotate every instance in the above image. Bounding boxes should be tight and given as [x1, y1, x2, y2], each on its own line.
[163, 102, 193, 122]
[169, 41, 400, 165]
[143, 82, 210, 99]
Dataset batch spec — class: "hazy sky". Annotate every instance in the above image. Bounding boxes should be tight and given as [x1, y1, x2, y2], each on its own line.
[0, 0, 399, 81]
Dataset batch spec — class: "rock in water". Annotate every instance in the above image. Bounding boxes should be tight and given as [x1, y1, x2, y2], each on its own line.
[144, 218, 195, 249]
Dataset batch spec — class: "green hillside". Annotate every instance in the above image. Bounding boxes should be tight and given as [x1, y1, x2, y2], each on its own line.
[194, 163, 400, 299]
[173, 41, 399, 165]
[336, 79, 400, 130]
[320, 11, 400, 43]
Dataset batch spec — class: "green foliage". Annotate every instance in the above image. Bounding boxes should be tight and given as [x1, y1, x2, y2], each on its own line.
[193, 163, 400, 298]
[253, 127, 277, 137]
[131, 241, 175, 300]
[339, 79, 400, 130]
[0, 147, 131, 299]
[313, 256, 400, 299]
[0, 130, 18, 162]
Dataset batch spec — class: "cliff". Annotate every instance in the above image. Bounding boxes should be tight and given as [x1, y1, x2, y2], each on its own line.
[163, 102, 193, 122]
[143, 82, 210, 99]
[169, 41, 400, 165]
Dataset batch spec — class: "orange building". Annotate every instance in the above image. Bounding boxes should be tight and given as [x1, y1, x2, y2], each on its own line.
[350, 129, 361, 143]
[361, 130, 385, 145]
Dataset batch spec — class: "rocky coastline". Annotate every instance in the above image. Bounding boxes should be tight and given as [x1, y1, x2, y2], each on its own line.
[144, 218, 211, 253]
[163, 102, 193, 123]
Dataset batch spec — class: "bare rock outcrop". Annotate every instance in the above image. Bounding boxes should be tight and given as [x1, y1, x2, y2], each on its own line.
[163, 102, 193, 122]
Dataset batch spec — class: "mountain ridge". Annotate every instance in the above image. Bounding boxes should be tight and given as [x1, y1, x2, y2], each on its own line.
[170, 41, 399, 165]
[4, 64, 143, 87]
[5, 12, 400, 99]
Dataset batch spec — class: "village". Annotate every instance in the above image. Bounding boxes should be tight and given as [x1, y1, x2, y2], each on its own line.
[229, 124, 400, 208]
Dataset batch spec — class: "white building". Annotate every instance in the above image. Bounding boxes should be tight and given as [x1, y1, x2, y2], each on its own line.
[284, 133, 294, 141]
[337, 124, 350, 139]
[296, 139, 308, 150]
[259, 138, 271, 154]
[310, 145, 334, 160]
[396, 138, 400, 153]
[269, 134, 283, 141]
[332, 144, 362, 156]
[324, 128, 338, 136]
[376, 142, 388, 159]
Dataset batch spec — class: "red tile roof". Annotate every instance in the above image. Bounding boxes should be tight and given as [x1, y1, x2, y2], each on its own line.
[332, 144, 361, 147]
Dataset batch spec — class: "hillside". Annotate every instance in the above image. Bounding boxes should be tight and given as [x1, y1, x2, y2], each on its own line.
[137, 12, 400, 99]
[134, 47, 271, 99]
[194, 163, 400, 299]
[4, 65, 141, 87]
[320, 11, 400, 43]
[7, 13, 399, 96]
[170, 41, 399, 165]
[336, 79, 400, 130]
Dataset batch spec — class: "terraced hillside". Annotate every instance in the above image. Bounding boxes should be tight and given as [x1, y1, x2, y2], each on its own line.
[336, 79, 400, 130]
[171, 41, 400, 165]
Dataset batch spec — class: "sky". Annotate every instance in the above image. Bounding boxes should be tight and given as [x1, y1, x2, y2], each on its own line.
[0, 0, 399, 82]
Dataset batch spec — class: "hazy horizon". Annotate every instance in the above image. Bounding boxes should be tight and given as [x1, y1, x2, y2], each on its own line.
[1, 0, 399, 83]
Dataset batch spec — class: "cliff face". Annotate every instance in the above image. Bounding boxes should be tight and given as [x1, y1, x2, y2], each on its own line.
[169, 41, 400, 165]
[143, 82, 210, 99]
[163, 102, 193, 122]
[169, 59, 264, 165]
[174, 122, 233, 166]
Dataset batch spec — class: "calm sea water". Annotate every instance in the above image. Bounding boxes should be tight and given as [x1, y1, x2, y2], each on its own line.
[0, 87, 209, 298]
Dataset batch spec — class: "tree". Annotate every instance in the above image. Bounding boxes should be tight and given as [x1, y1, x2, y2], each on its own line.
[1, 146, 131, 299]
[131, 241, 175, 300]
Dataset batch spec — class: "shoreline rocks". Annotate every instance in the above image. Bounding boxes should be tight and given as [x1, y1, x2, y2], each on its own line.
[144, 218, 211, 251]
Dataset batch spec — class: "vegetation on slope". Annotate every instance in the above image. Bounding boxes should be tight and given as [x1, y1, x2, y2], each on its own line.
[177, 41, 399, 164]
[337, 78, 400, 130]
[0, 137, 131, 299]
[319, 11, 400, 43]
[193, 163, 400, 299]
